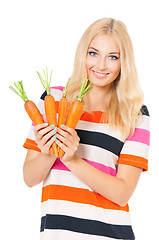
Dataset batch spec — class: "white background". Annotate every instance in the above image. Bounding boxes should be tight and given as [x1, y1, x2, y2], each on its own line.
[1, 0, 158, 239]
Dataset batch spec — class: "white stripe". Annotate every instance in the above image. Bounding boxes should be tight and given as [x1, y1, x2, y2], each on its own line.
[76, 120, 125, 142]
[50, 87, 63, 101]
[136, 115, 150, 130]
[41, 229, 117, 240]
[76, 144, 118, 169]
[37, 98, 45, 115]
[120, 141, 149, 159]
[43, 169, 93, 191]
[27, 125, 35, 140]
[41, 200, 132, 226]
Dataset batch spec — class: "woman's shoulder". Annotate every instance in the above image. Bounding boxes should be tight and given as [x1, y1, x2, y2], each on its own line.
[135, 104, 150, 133]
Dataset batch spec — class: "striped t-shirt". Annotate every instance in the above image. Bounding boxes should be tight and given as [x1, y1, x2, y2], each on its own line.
[23, 86, 150, 240]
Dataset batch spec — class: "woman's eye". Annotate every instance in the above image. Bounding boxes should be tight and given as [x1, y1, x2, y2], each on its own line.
[109, 55, 119, 60]
[88, 51, 97, 56]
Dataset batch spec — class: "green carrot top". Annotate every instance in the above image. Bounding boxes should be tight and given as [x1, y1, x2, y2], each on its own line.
[62, 78, 71, 98]
[77, 78, 93, 102]
[37, 67, 53, 95]
[9, 81, 29, 102]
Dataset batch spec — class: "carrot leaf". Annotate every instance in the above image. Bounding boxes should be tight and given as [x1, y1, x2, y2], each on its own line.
[37, 67, 53, 95]
[62, 78, 70, 97]
[77, 79, 93, 101]
[83, 81, 93, 95]
[37, 71, 47, 90]
[49, 69, 53, 88]
[9, 81, 28, 102]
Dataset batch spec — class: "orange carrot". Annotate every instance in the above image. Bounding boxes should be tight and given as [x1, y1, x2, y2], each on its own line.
[58, 78, 93, 157]
[24, 100, 44, 125]
[58, 97, 68, 127]
[9, 80, 54, 154]
[57, 79, 70, 157]
[9, 81, 44, 125]
[65, 100, 84, 129]
[37, 67, 58, 157]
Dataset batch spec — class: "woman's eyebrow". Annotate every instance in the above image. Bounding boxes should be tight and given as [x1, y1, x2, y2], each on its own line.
[88, 47, 120, 55]
[109, 52, 120, 55]
[88, 47, 99, 52]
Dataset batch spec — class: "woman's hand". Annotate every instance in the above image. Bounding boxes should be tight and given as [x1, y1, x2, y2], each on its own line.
[55, 125, 80, 163]
[34, 123, 57, 154]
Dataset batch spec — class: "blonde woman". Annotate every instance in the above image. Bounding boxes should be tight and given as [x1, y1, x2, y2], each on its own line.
[23, 18, 150, 239]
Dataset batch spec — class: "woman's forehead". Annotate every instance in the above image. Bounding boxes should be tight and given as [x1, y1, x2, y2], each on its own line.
[89, 33, 120, 53]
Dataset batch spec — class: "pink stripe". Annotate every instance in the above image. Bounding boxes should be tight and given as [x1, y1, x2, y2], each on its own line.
[50, 86, 64, 91]
[52, 158, 117, 176]
[52, 158, 69, 171]
[85, 159, 117, 176]
[127, 128, 150, 146]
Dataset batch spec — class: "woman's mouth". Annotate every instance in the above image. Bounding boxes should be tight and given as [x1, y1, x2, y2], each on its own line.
[92, 70, 109, 79]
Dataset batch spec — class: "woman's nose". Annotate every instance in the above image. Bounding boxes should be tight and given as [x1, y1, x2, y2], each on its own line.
[97, 57, 107, 70]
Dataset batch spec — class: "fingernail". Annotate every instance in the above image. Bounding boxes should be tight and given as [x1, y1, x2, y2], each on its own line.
[60, 124, 65, 128]
[53, 127, 57, 132]
[50, 124, 55, 128]
[44, 123, 48, 126]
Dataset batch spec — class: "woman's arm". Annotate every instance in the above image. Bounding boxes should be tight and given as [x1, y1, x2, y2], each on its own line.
[23, 149, 56, 188]
[64, 156, 142, 207]
[55, 125, 142, 207]
[23, 123, 57, 187]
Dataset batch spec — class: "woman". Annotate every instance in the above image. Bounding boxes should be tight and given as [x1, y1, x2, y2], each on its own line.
[23, 18, 150, 239]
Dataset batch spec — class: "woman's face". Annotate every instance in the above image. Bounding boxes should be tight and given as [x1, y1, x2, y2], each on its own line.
[86, 33, 121, 88]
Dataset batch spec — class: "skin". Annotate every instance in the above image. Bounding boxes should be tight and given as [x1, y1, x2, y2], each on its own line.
[86, 33, 121, 111]
[23, 33, 142, 206]
[23, 122, 57, 188]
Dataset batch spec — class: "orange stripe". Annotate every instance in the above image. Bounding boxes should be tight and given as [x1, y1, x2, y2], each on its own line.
[41, 184, 129, 212]
[80, 111, 108, 124]
[23, 138, 41, 152]
[119, 154, 148, 171]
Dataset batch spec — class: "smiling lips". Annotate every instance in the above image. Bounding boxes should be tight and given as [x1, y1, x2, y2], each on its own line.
[92, 70, 109, 79]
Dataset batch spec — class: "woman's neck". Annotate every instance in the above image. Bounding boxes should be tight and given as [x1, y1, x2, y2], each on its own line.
[87, 85, 111, 112]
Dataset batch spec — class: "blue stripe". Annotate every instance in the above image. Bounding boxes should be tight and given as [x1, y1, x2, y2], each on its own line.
[40, 214, 135, 239]
[40, 91, 47, 100]
[140, 105, 149, 116]
[76, 129, 124, 156]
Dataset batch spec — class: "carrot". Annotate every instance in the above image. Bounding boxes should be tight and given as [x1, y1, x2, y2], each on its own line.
[58, 78, 93, 157]
[37, 67, 58, 157]
[65, 100, 84, 129]
[57, 78, 70, 157]
[66, 78, 93, 128]
[9, 81, 44, 125]
[9, 81, 54, 153]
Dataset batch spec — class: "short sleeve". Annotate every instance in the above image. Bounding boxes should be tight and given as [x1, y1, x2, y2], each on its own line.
[23, 86, 64, 152]
[118, 105, 150, 171]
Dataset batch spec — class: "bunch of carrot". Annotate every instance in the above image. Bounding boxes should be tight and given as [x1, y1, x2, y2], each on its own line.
[9, 67, 93, 157]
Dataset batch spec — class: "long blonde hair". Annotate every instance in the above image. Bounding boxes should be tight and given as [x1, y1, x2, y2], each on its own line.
[66, 18, 144, 137]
